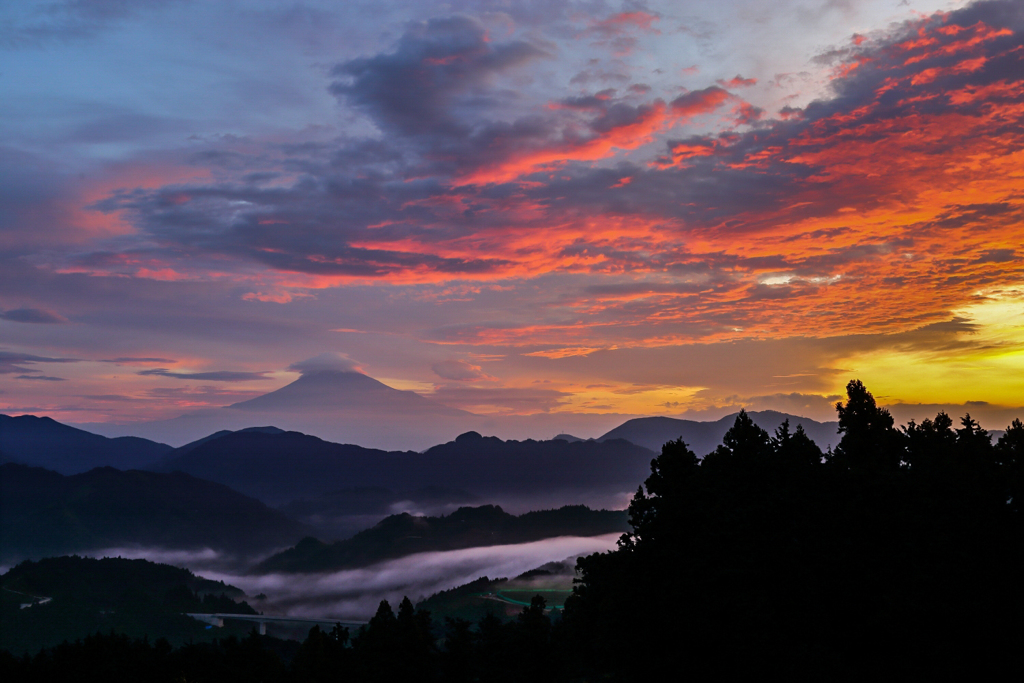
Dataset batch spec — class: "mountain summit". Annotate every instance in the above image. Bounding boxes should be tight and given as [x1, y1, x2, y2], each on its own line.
[228, 369, 469, 417]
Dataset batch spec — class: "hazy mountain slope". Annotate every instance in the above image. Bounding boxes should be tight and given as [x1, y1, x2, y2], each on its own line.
[0, 463, 310, 563]
[281, 486, 481, 539]
[0, 414, 172, 474]
[257, 504, 628, 573]
[154, 429, 655, 506]
[599, 410, 840, 455]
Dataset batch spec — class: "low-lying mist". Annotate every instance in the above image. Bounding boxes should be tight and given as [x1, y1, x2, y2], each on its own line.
[82, 534, 621, 620]
[287, 490, 635, 541]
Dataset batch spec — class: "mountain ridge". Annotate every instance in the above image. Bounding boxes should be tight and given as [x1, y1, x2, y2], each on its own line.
[0, 414, 172, 474]
[152, 428, 656, 507]
[598, 410, 840, 455]
[0, 462, 310, 563]
[256, 504, 628, 574]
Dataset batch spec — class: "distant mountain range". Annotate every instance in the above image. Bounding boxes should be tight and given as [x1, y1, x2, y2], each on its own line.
[2, 410, 844, 514]
[0, 463, 310, 564]
[73, 368, 479, 449]
[257, 504, 628, 574]
[149, 428, 656, 506]
[61, 365, 1014, 455]
[598, 411, 841, 455]
[0, 414, 171, 474]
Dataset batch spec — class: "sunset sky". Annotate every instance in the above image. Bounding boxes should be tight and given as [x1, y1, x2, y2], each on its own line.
[2, 0, 1022, 434]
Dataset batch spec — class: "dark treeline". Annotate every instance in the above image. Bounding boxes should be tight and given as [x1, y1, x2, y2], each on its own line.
[568, 380, 1024, 679]
[3, 380, 1022, 680]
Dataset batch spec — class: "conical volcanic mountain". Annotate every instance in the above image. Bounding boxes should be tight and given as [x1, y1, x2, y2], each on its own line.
[228, 369, 469, 416]
[77, 366, 476, 450]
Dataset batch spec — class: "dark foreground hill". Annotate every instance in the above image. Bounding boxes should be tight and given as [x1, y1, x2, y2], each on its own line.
[0, 463, 310, 563]
[599, 410, 839, 454]
[154, 429, 655, 505]
[0, 556, 257, 655]
[0, 414, 171, 474]
[257, 505, 628, 573]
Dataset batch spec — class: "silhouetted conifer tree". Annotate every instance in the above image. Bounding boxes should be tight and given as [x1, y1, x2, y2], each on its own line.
[829, 379, 905, 471]
[773, 419, 823, 467]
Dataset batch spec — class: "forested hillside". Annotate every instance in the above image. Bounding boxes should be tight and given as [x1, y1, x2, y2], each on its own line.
[257, 505, 628, 573]
[0, 464, 309, 562]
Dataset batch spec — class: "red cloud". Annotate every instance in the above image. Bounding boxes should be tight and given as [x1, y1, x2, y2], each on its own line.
[717, 75, 758, 88]
[591, 11, 660, 34]
[670, 86, 732, 116]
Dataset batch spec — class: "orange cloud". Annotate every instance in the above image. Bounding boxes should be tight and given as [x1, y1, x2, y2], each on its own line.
[717, 75, 757, 88]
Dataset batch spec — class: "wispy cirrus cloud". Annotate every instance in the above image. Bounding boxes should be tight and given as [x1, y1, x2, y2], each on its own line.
[0, 351, 79, 375]
[137, 368, 273, 382]
[0, 308, 67, 324]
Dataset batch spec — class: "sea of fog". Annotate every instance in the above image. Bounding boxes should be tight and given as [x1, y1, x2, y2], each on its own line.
[78, 534, 621, 620]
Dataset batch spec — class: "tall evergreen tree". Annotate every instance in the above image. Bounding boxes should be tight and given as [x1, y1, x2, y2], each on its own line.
[829, 379, 904, 471]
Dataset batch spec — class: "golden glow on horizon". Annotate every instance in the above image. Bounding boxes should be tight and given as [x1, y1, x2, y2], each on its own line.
[556, 384, 707, 415]
[833, 287, 1024, 406]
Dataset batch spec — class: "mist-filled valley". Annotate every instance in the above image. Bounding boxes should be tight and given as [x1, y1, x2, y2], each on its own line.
[4, 377, 1024, 680]
[77, 535, 619, 622]
[1, 403, 835, 631]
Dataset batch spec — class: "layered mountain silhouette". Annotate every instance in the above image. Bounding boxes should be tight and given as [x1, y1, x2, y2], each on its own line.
[256, 504, 628, 573]
[598, 410, 839, 455]
[151, 429, 655, 507]
[0, 463, 310, 563]
[6, 410, 841, 516]
[0, 414, 171, 474]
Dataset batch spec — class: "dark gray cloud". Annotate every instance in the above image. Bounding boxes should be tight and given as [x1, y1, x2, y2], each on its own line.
[974, 249, 1016, 264]
[330, 15, 549, 137]
[0, 308, 68, 324]
[137, 368, 272, 382]
[0, 351, 79, 375]
[100, 357, 178, 364]
[15, 375, 66, 381]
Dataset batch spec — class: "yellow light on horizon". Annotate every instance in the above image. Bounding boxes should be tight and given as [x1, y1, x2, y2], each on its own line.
[831, 286, 1024, 407]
